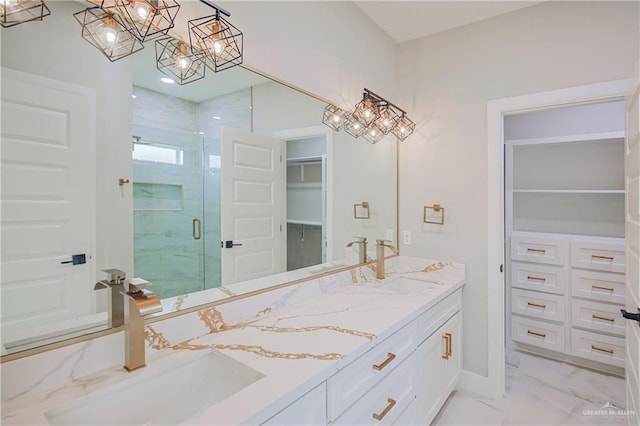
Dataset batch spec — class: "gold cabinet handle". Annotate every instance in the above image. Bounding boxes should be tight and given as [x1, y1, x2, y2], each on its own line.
[442, 333, 451, 359]
[591, 345, 614, 354]
[591, 254, 614, 261]
[527, 248, 546, 253]
[527, 302, 546, 309]
[527, 330, 546, 338]
[372, 398, 396, 421]
[592, 285, 614, 292]
[372, 352, 396, 371]
[446, 332, 452, 358]
[592, 314, 615, 322]
[527, 276, 546, 282]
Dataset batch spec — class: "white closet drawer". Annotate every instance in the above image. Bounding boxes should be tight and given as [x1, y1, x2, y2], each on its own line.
[511, 288, 565, 323]
[511, 316, 565, 353]
[332, 354, 417, 426]
[417, 290, 462, 344]
[571, 239, 625, 273]
[510, 262, 565, 295]
[510, 234, 566, 265]
[571, 329, 625, 367]
[327, 322, 417, 421]
[571, 269, 625, 304]
[571, 299, 625, 337]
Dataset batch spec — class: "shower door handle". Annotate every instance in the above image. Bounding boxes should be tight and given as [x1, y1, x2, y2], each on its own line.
[192, 218, 201, 240]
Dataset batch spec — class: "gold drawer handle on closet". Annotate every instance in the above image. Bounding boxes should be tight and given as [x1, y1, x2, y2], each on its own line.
[372, 398, 396, 421]
[527, 302, 546, 309]
[442, 333, 452, 360]
[526, 248, 546, 254]
[527, 276, 546, 282]
[372, 352, 396, 371]
[591, 345, 614, 354]
[591, 254, 614, 261]
[527, 330, 546, 338]
[592, 285, 614, 292]
[592, 314, 615, 322]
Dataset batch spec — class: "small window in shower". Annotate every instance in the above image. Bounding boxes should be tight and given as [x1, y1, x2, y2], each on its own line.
[133, 140, 184, 165]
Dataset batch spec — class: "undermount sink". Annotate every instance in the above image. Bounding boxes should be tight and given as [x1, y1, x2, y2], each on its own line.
[45, 349, 265, 426]
[381, 277, 438, 294]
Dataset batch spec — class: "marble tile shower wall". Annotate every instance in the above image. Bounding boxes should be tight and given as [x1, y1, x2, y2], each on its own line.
[131, 86, 251, 299]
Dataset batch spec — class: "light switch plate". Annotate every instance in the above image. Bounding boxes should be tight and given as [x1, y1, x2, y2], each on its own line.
[403, 230, 412, 245]
[386, 229, 394, 241]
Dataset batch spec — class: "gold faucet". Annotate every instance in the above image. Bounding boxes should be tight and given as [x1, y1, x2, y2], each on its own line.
[94, 269, 127, 328]
[376, 239, 398, 280]
[121, 278, 162, 372]
[346, 237, 368, 264]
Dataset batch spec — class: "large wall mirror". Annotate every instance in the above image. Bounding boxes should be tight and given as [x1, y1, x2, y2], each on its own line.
[0, 1, 397, 357]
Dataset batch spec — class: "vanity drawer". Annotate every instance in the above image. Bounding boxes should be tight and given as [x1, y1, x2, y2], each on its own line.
[510, 262, 565, 295]
[332, 353, 417, 426]
[511, 234, 566, 266]
[327, 321, 417, 421]
[511, 288, 565, 323]
[571, 299, 626, 337]
[511, 315, 565, 353]
[571, 269, 625, 304]
[417, 289, 462, 344]
[571, 239, 625, 273]
[571, 329, 625, 367]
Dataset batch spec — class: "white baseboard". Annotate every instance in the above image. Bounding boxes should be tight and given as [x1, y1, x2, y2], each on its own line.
[459, 369, 502, 400]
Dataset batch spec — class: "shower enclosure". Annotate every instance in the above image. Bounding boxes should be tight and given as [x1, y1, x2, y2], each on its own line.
[132, 125, 222, 299]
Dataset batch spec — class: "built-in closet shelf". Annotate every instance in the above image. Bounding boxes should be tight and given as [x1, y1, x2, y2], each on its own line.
[287, 183, 323, 189]
[287, 220, 323, 227]
[513, 189, 624, 194]
[505, 131, 624, 146]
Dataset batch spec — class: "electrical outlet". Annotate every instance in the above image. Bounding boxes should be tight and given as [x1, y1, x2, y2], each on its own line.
[403, 230, 412, 245]
[386, 229, 394, 241]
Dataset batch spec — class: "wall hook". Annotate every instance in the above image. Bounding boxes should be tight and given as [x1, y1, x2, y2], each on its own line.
[119, 178, 130, 186]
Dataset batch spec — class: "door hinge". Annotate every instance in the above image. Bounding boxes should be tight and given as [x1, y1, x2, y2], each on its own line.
[280, 224, 282, 232]
[500, 264, 504, 273]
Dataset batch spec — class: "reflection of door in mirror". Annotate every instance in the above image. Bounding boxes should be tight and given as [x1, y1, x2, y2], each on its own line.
[1, 69, 98, 353]
[285, 136, 328, 271]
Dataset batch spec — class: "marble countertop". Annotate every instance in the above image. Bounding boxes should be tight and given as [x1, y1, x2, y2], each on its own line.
[1, 256, 465, 426]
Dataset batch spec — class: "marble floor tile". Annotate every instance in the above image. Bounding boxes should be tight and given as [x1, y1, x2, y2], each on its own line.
[433, 353, 626, 426]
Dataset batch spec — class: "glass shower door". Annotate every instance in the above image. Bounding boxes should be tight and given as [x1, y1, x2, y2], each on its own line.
[132, 125, 206, 299]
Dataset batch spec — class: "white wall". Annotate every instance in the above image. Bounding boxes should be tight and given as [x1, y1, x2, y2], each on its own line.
[397, 1, 639, 378]
[1, 1, 134, 285]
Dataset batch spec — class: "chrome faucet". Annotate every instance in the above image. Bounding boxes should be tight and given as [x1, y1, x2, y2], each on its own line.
[94, 269, 126, 328]
[346, 237, 368, 264]
[376, 239, 398, 280]
[121, 278, 162, 372]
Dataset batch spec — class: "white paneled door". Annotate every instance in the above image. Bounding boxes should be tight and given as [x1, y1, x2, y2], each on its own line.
[1, 69, 96, 346]
[221, 128, 284, 284]
[624, 61, 640, 425]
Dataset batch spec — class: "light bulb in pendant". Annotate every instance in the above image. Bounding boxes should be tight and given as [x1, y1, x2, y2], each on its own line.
[133, 1, 152, 21]
[0, 0, 17, 11]
[101, 18, 119, 45]
[172, 42, 192, 73]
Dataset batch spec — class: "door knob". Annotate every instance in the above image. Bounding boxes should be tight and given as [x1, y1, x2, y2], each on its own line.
[60, 253, 87, 265]
[222, 240, 243, 249]
[621, 308, 640, 327]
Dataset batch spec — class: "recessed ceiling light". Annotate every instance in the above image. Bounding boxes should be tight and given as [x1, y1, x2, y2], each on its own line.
[160, 77, 175, 84]
[131, 94, 137, 99]
[212, 116, 222, 120]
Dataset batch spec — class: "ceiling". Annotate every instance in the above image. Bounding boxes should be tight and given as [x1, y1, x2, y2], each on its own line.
[354, 1, 545, 44]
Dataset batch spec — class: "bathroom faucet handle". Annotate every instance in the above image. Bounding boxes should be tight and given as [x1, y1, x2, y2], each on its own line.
[376, 239, 392, 245]
[103, 268, 126, 284]
[127, 278, 153, 293]
[353, 236, 367, 242]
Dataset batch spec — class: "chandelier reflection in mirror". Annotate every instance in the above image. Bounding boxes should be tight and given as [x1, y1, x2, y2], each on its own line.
[322, 89, 415, 143]
[0, 0, 50, 28]
[0, 0, 244, 83]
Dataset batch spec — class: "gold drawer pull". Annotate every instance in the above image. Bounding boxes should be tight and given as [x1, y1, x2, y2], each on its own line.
[591, 254, 614, 261]
[527, 330, 546, 338]
[591, 345, 614, 354]
[592, 314, 615, 322]
[372, 352, 396, 371]
[527, 276, 546, 282]
[527, 248, 546, 254]
[527, 302, 546, 309]
[442, 333, 452, 359]
[592, 285, 614, 292]
[372, 398, 396, 421]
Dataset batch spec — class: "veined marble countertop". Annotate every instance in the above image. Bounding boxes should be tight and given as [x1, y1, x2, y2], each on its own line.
[1, 256, 465, 426]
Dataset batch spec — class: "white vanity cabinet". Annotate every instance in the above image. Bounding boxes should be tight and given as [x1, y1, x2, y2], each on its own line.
[262, 383, 327, 425]
[417, 291, 463, 425]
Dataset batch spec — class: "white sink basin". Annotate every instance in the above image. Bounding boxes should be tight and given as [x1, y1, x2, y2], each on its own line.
[382, 277, 438, 294]
[45, 350, 264, 425]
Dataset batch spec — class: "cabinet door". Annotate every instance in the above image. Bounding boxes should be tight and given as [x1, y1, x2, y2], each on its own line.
[262, 383, 326, 426]
[417, 323, 446, 425]
[443, 312, 462, 394]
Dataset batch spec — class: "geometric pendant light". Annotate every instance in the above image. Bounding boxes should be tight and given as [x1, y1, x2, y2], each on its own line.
[0, 0, 50, 28]
[97, 0, 181, 42]
[155, 37, 207, 85]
